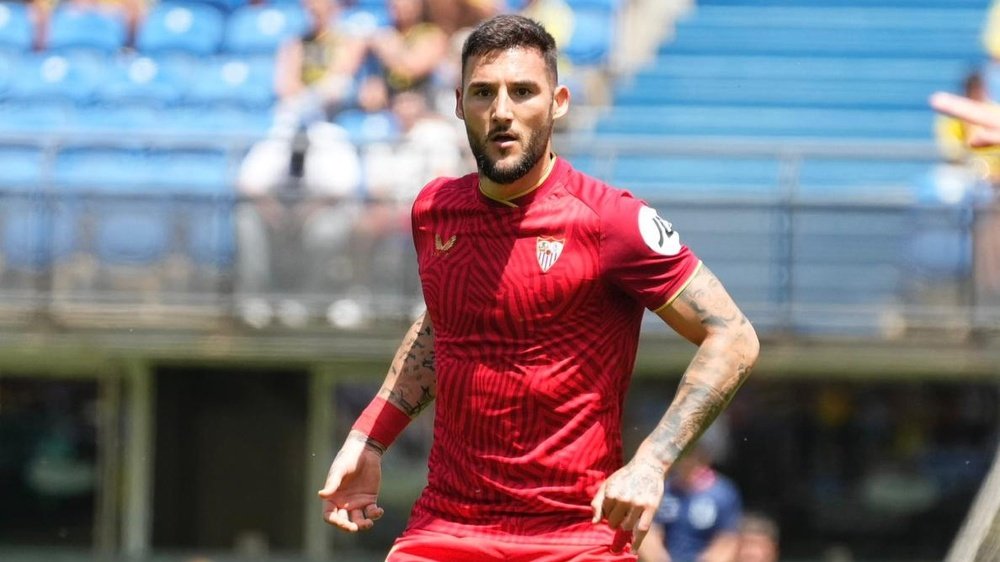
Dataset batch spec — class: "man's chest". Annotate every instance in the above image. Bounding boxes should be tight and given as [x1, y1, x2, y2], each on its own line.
[416, 205, 603, 335]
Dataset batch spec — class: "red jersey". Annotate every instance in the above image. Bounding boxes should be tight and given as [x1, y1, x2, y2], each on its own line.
[405, 156, 701, 545]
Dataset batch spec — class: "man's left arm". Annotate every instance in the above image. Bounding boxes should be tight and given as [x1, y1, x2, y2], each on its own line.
[592, 265, 759, 552]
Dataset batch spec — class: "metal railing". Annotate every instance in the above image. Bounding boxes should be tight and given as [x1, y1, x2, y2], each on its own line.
[1, 133, 998, 338]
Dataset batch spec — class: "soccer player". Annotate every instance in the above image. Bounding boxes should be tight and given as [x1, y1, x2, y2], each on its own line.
[319, 14, 760, 561]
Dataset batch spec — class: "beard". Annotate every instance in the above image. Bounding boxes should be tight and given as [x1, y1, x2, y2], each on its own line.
[468, 118, 552, 185]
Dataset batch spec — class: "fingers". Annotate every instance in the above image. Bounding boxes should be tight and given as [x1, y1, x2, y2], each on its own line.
[632, 509, 656, 551]
[324, 505, 358, 532]
[590, 482, 606, 524]
[323, 501, 383, 532]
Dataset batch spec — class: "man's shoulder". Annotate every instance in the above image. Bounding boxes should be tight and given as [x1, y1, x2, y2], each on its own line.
[414, 173, 477, 206]
[559, 162, 645, 220]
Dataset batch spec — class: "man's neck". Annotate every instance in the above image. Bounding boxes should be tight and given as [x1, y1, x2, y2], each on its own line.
[479, 151, 556, 203]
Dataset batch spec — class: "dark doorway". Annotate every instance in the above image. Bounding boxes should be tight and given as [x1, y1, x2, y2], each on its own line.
[153, 367, 307, 553]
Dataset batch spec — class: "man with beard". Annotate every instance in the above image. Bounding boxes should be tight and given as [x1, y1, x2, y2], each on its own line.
[319, 15, 759, 561]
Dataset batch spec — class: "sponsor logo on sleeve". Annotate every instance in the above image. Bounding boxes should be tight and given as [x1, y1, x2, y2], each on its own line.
[638, 205, 681, 256]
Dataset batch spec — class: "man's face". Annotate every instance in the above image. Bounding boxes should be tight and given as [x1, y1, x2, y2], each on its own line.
[456, 47, 568, 185]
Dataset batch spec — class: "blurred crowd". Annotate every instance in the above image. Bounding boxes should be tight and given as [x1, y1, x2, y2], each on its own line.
[917, 0, 1000, 309]
[0, 0, 602, 327]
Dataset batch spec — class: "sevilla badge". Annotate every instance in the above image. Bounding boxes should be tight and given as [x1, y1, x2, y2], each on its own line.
[536, 237, 565, 273]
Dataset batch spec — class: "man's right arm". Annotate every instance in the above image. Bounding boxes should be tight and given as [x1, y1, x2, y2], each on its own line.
[378, 311, 437, 416]
[319, 312, 436, 532]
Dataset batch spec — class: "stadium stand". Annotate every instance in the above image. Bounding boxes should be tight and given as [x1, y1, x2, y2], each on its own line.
[0, 2, 33, 52]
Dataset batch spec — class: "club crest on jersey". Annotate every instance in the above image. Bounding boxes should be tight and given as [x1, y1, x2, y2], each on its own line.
[536, 236, 565, 273]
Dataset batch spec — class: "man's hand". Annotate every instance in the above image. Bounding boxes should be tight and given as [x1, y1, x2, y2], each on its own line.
[591, 452, 667, 553]
[318, 430, 385, 532]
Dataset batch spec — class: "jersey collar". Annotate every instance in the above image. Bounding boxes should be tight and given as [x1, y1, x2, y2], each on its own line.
[477, 154, 567, 208]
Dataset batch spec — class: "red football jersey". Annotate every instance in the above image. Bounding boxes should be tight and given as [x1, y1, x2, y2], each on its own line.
[404, 156, 701, 545]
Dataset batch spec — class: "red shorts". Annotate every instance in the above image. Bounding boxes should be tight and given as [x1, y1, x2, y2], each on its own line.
[385, 529, 637, 562]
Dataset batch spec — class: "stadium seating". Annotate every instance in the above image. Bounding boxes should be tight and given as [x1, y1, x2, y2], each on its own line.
[136, 2, 227, 56]
[0, 2, 33, 52]
[46, 6, 128, 54]
[185, 55, 276, 108]
[595, 106, 934, 139]
[7, 53, 107, 104]
[97, 55, 191, 106]
[222, 4, 308, 55]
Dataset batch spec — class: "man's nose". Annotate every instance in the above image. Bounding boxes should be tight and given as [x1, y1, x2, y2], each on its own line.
[492, 90, 514, 122]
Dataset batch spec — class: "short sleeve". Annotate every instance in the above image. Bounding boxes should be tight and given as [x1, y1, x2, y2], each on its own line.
[600, 193, 701, 311]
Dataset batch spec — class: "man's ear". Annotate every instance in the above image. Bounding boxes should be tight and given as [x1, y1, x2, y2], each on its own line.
[552, 84, 571, 120]
[455, 87, 465, 120]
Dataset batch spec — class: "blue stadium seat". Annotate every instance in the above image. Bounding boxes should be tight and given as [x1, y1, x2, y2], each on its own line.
[640, 55, 971, 83]
[614, 76, 948, 110]
[46, 6, 128, 54]
[52, 147, 150, 190]
[0, 101, 73, 133]
[147, 148, 236, 266]
[136, 2, 226, 56]
[184, 56, 276, 108]
[664, 26, 980, 58]
[680, 6, 984, 31]
[185, 0, 248, 14]
[0, 2, 34, 52]
[599, 155, 782, 197]
[0, 145, 44, 187]
[222, 4, 308, 55]
[7, 52, 107, 104]
[68, 103, 162, 135]
[698, 0, 989, 8]
[52, 147, 174, 265]
[156, 104, 274, 138]
[595, 106, 933, 139]
[96, 55, 192, 105]
[564, 8, 613, 66]
[796, 159, 932, 199]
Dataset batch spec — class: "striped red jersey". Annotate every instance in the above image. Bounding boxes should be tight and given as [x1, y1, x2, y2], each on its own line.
[405, 156, 701, 545]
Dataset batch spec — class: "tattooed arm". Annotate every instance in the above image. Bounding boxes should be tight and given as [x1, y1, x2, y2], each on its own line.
[592, 265, 759, 552]
[319, 312, 436, 532]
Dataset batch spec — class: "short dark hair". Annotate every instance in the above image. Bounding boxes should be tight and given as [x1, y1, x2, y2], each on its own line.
[460, 14, 558, 86]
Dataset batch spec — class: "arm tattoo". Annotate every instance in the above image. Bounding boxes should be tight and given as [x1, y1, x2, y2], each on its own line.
[378, 314, 437, 417]
[648, 266, 758, 467]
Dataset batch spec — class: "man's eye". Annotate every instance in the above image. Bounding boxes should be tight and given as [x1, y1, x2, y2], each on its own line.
[516, 88, 531, 96]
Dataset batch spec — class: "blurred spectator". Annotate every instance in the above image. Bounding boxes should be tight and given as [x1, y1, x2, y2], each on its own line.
[363, 0, 448, 102]
[519, 0, 574, 48]
[930, 80, 1000, 305]
[334, 74, 400, 144]
[983, 0, 1000, 61]
[425, 0, 498, 35]
[935, 71, 1000, 189]
[334, 89, 463, 318]
[235, 122, 363, 327]
[735, 513, 780, 562]
[638, 423, 743, 562]
[273, 0, 367, 134]
[43, 0, 140, 49]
